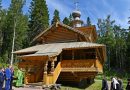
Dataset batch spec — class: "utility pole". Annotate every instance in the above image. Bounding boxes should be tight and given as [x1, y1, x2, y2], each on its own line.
[10, 17, 16, 65]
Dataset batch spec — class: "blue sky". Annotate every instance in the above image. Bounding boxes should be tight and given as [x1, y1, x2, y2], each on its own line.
[1, 0, 130, 28]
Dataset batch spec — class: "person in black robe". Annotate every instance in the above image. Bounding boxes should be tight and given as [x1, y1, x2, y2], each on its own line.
[101, 75, 108, 90]
[126, 78, 130, 90]
[117, 77, 123, 90]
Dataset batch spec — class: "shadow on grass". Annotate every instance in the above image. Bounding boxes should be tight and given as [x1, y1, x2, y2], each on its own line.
[57, 79, 95, 89]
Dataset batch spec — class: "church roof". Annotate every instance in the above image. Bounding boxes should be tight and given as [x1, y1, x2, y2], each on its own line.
[31, 22, 90, 43]
[76, 26, 97, 42]
[14, 42, 106, 62]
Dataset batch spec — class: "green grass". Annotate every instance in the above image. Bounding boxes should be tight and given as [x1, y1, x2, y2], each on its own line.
[85, 80, 102, 90]
[61, 86, 84, 90]
[60, 79, 127, 90]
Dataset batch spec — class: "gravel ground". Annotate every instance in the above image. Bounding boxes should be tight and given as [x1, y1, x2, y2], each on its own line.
[12, 85, 43, 90]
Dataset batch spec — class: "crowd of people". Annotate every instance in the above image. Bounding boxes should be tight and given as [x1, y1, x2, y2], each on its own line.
[102, 75, 130, 90]
[0, 65, 24, 90]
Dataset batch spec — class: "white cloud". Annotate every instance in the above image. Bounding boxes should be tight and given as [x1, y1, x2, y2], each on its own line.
[47, 0, 130, 28]
[2, 0, 130, 28]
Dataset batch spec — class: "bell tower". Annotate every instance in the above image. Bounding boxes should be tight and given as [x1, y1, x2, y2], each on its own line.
[72, 2, 83, 27]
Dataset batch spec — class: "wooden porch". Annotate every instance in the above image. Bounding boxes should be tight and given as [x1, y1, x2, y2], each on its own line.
[19, 58, 102, 86]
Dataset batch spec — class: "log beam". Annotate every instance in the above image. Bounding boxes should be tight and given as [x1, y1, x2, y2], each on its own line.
[51, 61, 55, 73]
[43, 61, 48, 84]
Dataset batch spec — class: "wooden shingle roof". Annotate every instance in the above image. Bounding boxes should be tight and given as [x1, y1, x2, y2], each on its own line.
[14, 42, 106, 61]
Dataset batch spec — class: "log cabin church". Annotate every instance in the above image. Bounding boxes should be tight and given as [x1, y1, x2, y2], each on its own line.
[14, 6, 106, 87]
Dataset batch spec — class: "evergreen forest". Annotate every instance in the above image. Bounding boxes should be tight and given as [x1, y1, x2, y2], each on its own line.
[0, 0, 130, 74]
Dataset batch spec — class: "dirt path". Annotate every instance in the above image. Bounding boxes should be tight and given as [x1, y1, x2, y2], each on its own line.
[12, 85, 43, 90]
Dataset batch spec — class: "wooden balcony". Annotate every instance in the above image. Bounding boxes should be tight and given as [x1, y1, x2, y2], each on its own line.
[61, 59, 102, 73]
[61, 59, 96, 68]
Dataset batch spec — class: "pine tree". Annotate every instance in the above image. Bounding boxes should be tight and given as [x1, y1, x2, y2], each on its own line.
[113, 25, 127, 69]
[62, 14, 73, 26]
[63, 17, 70, 25]
[126, 28, 130, 69]
[0, 0, 6, 57]
[97, 15, 115, 70]
[69, 14, 73, 26]
[28, 0, 49, 42]
[69, 14, 73, 22]
[51, 9, 60, 24]
[1, 0, 28, 63]
[0, 0, 2, 48]
[86, 17, 91, 26]
[0, 10, 6, 59]
[0, 0, 7, 63]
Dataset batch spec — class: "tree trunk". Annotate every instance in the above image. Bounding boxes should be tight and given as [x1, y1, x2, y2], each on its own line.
[10, 18, 16, 65]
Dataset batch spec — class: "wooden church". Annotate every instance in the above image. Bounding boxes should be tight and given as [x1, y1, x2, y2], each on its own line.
[14, 7, 106, 86]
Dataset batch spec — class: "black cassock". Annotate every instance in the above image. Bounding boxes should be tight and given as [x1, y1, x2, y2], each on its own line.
[118, 79, 123, 90]
[102, 79, 108, 90]
[126, 82, 130, 90]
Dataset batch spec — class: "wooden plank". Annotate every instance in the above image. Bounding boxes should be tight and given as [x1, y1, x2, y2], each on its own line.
[46, 40, 77, 43]
[61, 60, 96, 68]
[61, 68, 97, 72]
[44, 29, 78, 43]
[46, 37, 77, 42]
[96, 48, 103, 63]
[47, 27, 77, 36]
[46, 31, 77, 39]
[38, 26, 89, 43]
[20, 55, 48, 61]
[95, 59, 103, 73]
[47, 31, 76, 38]
[46, 35, 77, 41]
[46, 35, 77, 43]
